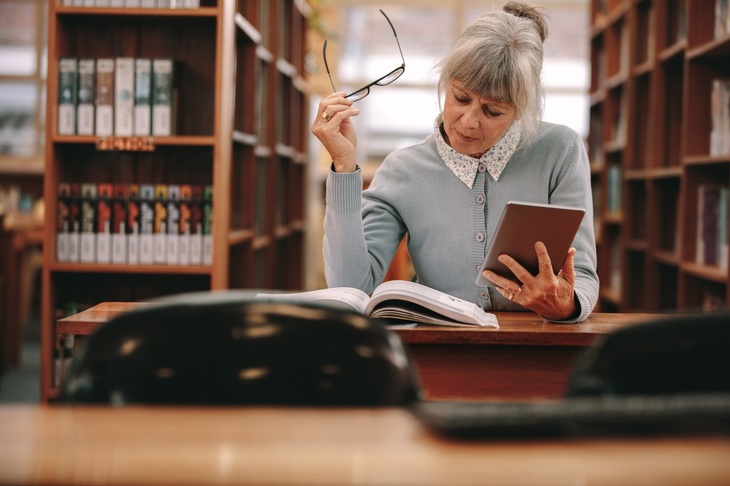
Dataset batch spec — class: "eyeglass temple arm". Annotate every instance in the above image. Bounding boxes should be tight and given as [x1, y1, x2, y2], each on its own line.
[379, 9, 405, 65]
[322, 39, 338, 92]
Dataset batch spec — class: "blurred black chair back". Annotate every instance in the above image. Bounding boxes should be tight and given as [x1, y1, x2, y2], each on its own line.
[566, 312, 730, 397]
[61, 292, 422, 406]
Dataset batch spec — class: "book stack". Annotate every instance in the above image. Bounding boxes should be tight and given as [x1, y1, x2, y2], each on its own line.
[717, 0, 730, 39]
[56, 182, 212, 265]
[62, 0, 200, 7]
[57, 57, 177, 137]
[696, 184, 729, 272]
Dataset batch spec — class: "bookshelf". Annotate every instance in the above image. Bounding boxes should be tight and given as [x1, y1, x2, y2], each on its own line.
[589, 0, 729, 313]
[41, 0, 310, 402]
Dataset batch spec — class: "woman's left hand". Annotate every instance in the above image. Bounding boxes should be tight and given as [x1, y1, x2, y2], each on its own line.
[482, 241, 578, 321]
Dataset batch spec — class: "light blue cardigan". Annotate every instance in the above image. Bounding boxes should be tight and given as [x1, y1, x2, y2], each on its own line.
[324, 121, 599, 323]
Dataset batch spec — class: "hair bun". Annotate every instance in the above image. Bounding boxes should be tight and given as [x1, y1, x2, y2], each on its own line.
[503, 1, 548, 42]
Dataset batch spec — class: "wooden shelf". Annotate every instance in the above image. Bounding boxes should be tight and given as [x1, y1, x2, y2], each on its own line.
[40, 0, 310, 402]
[589, 0, 730, 312]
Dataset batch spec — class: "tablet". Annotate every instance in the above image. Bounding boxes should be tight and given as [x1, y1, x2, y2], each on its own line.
[475, 201, 585, 287]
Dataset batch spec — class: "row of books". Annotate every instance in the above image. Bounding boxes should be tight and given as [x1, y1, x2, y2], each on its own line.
[696, 184, 729, 272]
[58, 57, 177, 137]
[56, 183, 212, 266]
[62, 0, 200, 7]
[710, 79, 730, 157]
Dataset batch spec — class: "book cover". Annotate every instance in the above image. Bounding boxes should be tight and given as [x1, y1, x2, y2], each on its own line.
[58, 58, 78, 135]
[114, 57, 135, 136]
[57, 183, 71, 262]
[139, 184, 155, 264]
[154, 184, 168, 264]
[166, 185, 180, 265]
[202, 184, 213, 265]
[152, 58, 176, 136]
[112, 184, 128, 264]
[76, 59, 95, 135]
[95, 58, 115, 137]
[80, 183, 97, 263]
[127, 184, 141, 264]
[178, 185, 192, 265]
[96, 183, 113, 264]
[189, 185, 203, 265]
[68, 183, 81, 262]
[134, 58, 152, 136]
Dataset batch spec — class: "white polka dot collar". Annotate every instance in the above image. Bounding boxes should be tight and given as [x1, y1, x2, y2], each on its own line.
[433, 114, 521, 189]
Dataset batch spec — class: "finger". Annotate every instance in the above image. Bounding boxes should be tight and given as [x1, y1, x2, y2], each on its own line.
[557, 247, 577, 285]
[481, 270, 523, 297]
[534, 241, 554, 276]
[497, 253, 533, 285]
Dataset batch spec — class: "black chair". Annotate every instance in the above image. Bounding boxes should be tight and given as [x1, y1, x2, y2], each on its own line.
[61, 291, 422, 406]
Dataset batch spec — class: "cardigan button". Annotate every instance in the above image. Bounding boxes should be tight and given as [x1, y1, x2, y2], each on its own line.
[477, 163, 487, 173]
[476, 194, 485, 204]
[475, 232, 485, 242]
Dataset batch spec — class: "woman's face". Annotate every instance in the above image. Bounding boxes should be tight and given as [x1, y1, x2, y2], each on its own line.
[442, 79, 518, 158]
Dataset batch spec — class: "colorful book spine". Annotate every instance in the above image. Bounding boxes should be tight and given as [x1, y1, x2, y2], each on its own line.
[95, 58, 115, 137]
[166, 185, 180, 265]
[139, 184, 155, 264]
[134, 58, 152, 136]
[127, 184, 141, 264]
[112, 184, 128, 264]
[178, 185, 192, 265]
[96, 183, 113, 263]
[76, 59, 95, 135]
[189, 185, 203, 265]
[58, 58, 78, 135]
[68, 184, 81, 262]
[57, 183, 71, 262]
[114, 57, 135, 137]
[202, 185, 213, 265]
[152, 59, 175, 136]
[80, 183, 97, 263]
[153, 184, 168, 264]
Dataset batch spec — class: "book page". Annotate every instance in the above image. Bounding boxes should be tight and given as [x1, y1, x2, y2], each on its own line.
[366, 280, 498, 328]
[255, 287, 369, 314]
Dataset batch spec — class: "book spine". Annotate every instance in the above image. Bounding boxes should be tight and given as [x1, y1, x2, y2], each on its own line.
[202, 184, 213, 265]
[79, 183, 97, 263]
[58, 58, 78, 135]
[139, 185, 155, 264]
[95, 58, 115, 137]
[189, 185, 203, 265]
[114, 57, 135, 136]
[178, 185, 192, 265]
[152, 59, 175, 136]
[57, 183, 71, 262]
[166, 185, 180, 265]
[140, 0, 157, 8]
[110, 0, 125, 6]
[127, 184, 141, 264]
[697, 184, 722, 266]
[84, 0, 95, 6]
[76, 59, 95, 135]
[125, 0, 141, 6]
[68, 184, 81, 262]
[96, 0, 111, 6]
[96, 183, 113, 263]
[134, 58, 152, 136]
[153, 184, 168, 264]
[185, 0, 199, 7]
[719, 187, 729, 271]
[112, 184, 128, 264]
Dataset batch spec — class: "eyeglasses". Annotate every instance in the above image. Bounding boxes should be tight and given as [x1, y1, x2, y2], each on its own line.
[323, 9, 405, 102]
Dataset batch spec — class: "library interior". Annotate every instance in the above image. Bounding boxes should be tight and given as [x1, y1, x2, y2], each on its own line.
[1, 1, 730, 484]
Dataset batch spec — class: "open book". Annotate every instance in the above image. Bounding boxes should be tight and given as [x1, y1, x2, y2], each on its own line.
[256, 280, 499, 328]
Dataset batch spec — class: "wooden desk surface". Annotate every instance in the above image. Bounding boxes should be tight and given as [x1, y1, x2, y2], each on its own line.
[1, 405, 729, 486]
[58, 301, 655, 346]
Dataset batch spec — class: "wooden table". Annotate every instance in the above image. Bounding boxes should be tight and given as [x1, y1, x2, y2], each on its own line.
[1, 405, 729, 486]
[57, 303, 657, 401]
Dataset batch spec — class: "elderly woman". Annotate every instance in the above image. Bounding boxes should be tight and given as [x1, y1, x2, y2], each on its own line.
[311, 2, 599, 323]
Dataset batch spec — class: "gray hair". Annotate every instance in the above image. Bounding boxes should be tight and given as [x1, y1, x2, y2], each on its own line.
[437, 3, 547, 141]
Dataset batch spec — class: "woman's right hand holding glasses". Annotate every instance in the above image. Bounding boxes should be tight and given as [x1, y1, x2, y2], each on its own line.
[312, 92, 360, 173]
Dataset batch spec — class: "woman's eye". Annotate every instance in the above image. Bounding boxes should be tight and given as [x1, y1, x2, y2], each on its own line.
[455, 96, 469, 104]
[484, 108, 502, 117]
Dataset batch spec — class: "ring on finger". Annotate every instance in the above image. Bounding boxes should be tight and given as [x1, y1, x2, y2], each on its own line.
[322, 111, 331, 121]
[508, 292, 514, 301]
[515, 286, 522, 296]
